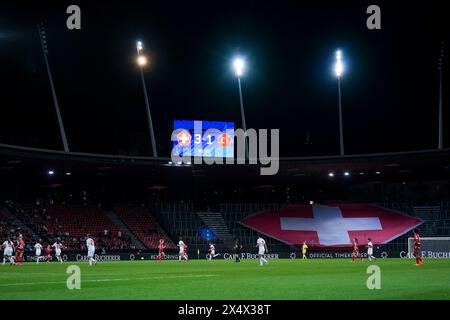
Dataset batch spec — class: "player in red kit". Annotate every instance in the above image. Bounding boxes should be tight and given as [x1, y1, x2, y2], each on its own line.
[45, 244, 52, 262]
[183, 243, 189, 261]
[156, 239, 166, 261]
[15, 235, 25, 265]
[413, 229, 424, 266]
[351, 237, 363, 262]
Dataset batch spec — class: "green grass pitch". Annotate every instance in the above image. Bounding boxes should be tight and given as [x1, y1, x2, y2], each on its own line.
[1, 258, 449, 300]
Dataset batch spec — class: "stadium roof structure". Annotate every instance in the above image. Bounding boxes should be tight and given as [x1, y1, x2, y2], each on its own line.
[1, 143, 450, 186]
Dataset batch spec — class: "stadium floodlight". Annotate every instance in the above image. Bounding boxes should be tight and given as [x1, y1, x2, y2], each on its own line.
[137, 55, 148, 66]
[232, 56, 248, 159]
[136, 41, 143, 52]
[334, 49, 345, 156]
[136, 41, 147, 67]
[38, 24, 69, 152]
[344, 171, 350, 176]
[334, 50, 344, 77]
[233, 57, 245, 77]
[134, 40, 158, 157]
[65, 172, 71, 176]
[328, 172, 335, 177]
[48, 170, 54, 175]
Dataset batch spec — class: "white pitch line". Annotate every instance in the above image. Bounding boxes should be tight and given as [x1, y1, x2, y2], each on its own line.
[0, 274, 218, 287]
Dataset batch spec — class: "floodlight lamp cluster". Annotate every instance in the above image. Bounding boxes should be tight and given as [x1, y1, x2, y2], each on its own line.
[136, 41, 147, 67]
[233, 58, 245, 77]
[334, 50, 344, 77]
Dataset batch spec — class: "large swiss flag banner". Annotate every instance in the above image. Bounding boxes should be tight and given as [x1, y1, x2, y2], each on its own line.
[239, 202, 423, 247]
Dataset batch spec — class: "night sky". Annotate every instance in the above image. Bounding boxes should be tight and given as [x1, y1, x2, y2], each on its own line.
[0, 0, 448, 157]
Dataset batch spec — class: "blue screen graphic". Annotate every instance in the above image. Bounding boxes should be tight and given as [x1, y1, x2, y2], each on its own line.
[172, 120, 234, 158]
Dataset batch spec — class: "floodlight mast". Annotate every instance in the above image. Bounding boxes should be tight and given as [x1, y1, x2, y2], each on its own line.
[38, 23, 69, 152]
[438, 42, 444, 150]
[335, 50, 345, 156]
[136, 41, 158, 157]
[233, 57, 249, 160]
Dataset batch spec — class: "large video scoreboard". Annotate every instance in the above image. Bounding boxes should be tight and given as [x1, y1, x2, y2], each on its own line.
[172, 120, 234, 158]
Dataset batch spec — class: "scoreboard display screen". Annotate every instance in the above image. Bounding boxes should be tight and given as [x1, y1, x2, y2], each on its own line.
[172, 120, 234, 158]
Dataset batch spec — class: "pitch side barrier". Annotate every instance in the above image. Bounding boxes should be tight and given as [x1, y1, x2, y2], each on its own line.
[18, 248, 450, 262]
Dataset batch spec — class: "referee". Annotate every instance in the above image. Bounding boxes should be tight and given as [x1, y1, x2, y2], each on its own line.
[234, 238, 242, 262]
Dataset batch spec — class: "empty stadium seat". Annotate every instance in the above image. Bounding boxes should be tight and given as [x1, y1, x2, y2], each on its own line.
[114, 205, 175, 249]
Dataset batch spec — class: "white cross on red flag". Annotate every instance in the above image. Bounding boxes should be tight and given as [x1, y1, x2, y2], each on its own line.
[239, 202, 423, 247]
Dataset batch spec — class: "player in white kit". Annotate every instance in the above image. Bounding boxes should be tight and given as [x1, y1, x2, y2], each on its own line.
[367, 238, 377, 261]
[207, 243, 221, 260]
[52, 240, 64, 263]
[86, 235, 97, 266]
[2, 239, 15, 265]
[178, 238, 187, 262]
[256, 236, 269, 266]
[34, 240, 43, 264]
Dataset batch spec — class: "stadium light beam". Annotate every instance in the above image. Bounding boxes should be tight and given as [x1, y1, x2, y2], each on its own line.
[334, 49, 345, 156]
[135, 40, 158, 157]
[232, 57, 249, 159]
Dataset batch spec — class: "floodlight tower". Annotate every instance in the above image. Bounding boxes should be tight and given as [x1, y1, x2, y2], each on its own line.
[38, 23, 69, 152]
[438, 42, 444, 150]
[136, 40, 158, 157]
[334, 50, 345, 156]
[233, 57, 249, 159]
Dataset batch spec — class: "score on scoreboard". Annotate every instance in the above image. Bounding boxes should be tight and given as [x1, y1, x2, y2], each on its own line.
[172, 120, 234, 158]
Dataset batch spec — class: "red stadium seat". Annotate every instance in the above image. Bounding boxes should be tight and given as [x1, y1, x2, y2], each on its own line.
[114, 205, 175, 249]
